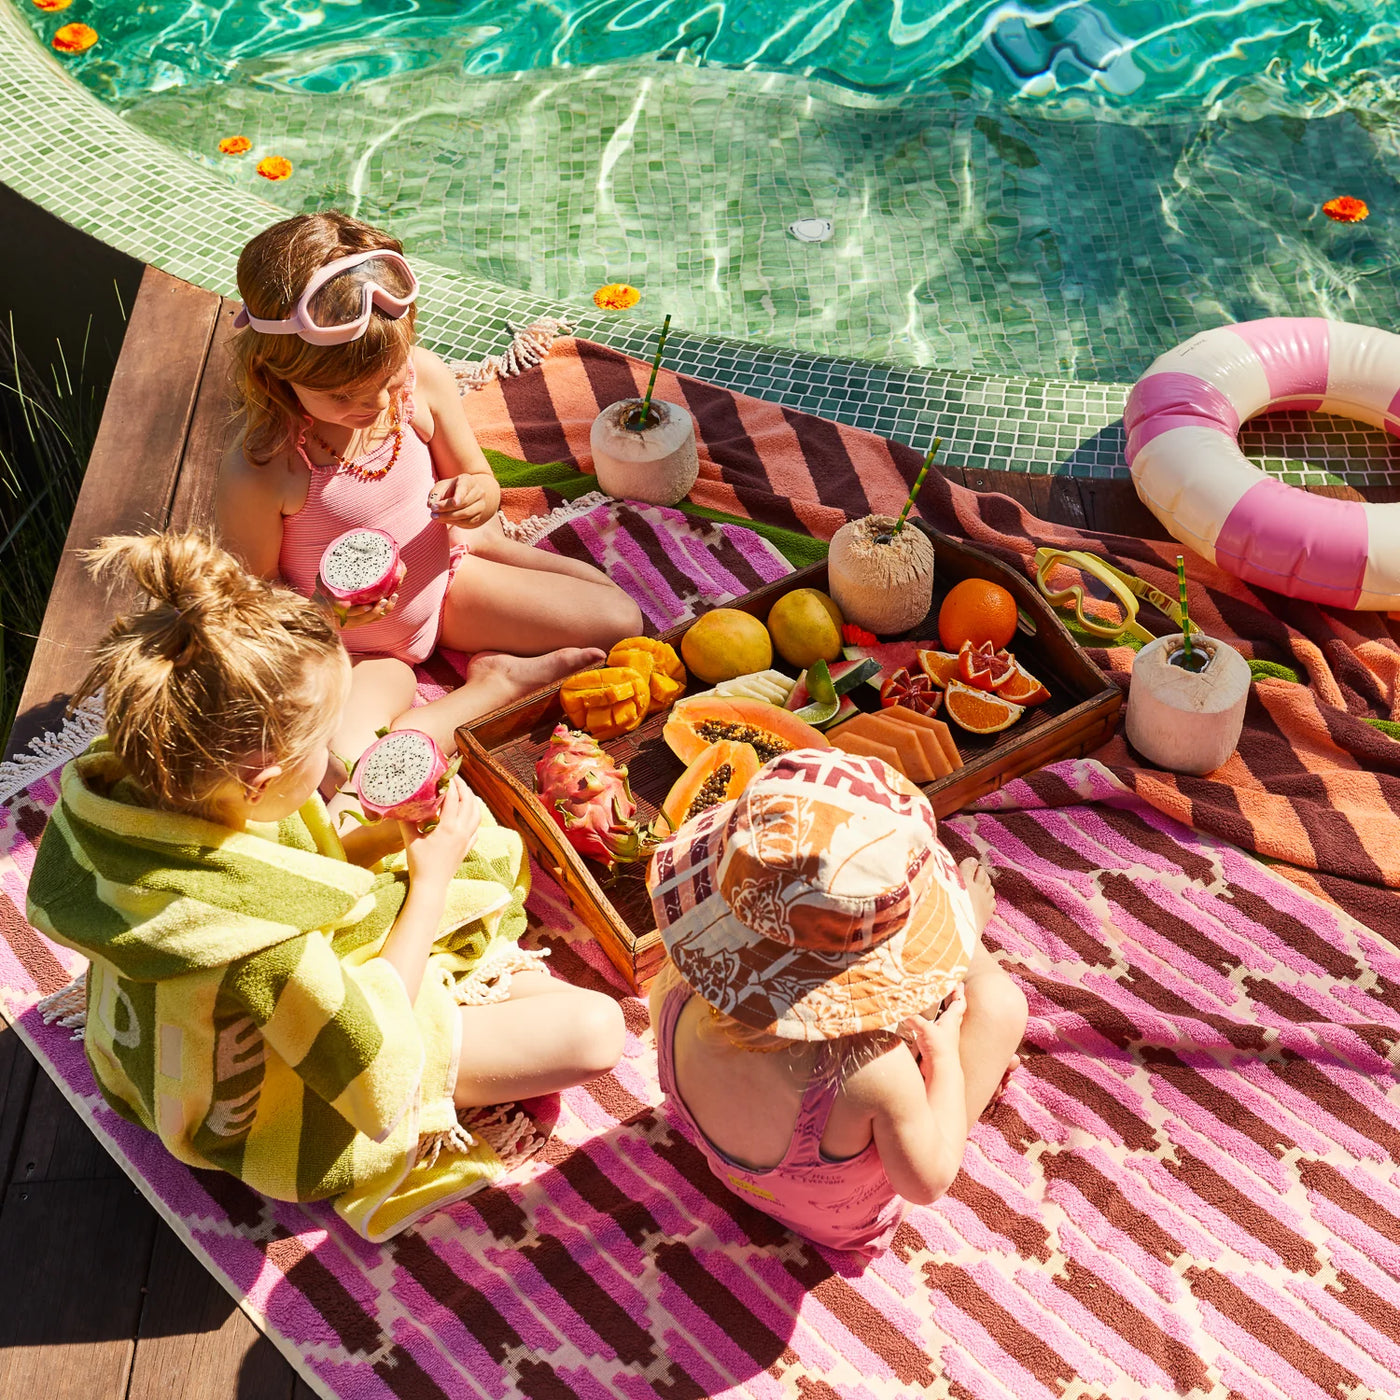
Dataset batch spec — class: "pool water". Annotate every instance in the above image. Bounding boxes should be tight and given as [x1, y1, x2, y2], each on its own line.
[24, 1, 1400, 380]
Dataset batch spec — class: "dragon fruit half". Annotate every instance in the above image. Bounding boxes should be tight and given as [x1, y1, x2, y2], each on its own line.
[354, 729, 459, 824]
[534, 724, 644, 867]
[318, 528, 401, 608]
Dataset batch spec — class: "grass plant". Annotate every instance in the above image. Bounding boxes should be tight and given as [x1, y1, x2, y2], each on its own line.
[0, 300, 120, 748]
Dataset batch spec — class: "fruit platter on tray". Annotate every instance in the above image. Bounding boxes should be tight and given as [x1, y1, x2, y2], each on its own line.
[457, 522, 1121, 991]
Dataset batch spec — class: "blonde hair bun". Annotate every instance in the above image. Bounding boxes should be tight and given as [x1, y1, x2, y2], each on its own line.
[76, 531, 344, 814]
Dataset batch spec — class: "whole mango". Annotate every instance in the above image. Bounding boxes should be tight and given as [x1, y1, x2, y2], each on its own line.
[767, 588, 843, 669]
[681, 609, 772, 684]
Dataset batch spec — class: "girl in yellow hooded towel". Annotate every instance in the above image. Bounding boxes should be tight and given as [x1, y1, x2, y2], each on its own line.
[27, 532, 623, 1240]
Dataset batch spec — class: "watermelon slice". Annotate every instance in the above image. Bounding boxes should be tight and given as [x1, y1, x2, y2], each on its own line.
[787, 657, 880, 710]
[842, 642, 924, 689]
[786, 665, 863, 730]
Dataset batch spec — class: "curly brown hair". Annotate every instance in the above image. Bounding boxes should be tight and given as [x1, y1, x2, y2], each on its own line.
[232, 211, 417, 465]
[74, 531, 346, 815]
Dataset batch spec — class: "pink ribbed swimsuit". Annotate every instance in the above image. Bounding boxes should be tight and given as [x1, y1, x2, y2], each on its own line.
[278, 362, 462, 664]
[656, 984, 906, 1257]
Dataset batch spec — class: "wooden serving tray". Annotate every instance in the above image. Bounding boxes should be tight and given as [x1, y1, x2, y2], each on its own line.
[457, 523, 1121, 992]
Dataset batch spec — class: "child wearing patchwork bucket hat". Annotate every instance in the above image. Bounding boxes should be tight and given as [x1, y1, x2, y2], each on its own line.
[647, 748, 1027, 1257]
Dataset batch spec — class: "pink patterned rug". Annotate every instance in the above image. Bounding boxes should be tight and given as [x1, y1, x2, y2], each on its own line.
[4, 748, 1400, 1398]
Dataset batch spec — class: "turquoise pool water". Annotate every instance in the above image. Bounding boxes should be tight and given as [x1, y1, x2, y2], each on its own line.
[21, 2, 1400, 380]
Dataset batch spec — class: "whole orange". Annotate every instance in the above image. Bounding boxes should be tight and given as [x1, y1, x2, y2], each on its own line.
[937, 578, 1018, 651]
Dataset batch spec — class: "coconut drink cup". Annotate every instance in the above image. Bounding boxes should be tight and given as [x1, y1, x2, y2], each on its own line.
[1125, 632, 1250, 776]
[589, 397, 699, 507]
[827, 514, 936, 634]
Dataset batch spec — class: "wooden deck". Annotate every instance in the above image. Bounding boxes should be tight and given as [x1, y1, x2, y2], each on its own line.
[6, 264, 1372, 1396]
[1, 268, 309, 1400]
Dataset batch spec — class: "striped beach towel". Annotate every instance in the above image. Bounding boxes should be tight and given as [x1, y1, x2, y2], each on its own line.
[3, 752, 1398, 1397]
[463, 336, 1400, 932]
[24, 741, 539, 1242]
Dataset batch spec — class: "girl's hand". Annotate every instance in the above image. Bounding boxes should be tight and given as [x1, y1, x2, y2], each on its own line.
[400, 776, 480, 890]
[428, 474, 500, 529]
[314, 563, 407, 630]
[903, 985, 966, 1085]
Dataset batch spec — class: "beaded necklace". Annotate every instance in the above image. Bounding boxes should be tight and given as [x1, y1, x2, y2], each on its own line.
[310, 400, 403, 482]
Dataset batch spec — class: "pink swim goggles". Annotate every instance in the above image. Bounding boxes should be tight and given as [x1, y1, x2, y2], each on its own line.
[233, 250, 419, 346]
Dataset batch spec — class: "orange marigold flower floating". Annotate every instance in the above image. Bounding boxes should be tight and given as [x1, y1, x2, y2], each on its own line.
[52, 22, 97, 52]
[1323, 195, 1369, 223]
[593, 283, 640, 311]
[218, 135, 251, 156]
[33, 0, 73, 12]
[256, 156, 293, 182]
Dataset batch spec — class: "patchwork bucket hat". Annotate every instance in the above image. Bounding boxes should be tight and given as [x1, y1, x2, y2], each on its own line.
[647, 749, 980, 1040]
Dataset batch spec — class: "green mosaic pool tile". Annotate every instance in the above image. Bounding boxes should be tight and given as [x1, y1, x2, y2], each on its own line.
[2, 1, 1396, 496]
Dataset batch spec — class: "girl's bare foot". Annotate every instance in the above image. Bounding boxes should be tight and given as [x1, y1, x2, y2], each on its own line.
[959, 855, 996, 935]
[391, 647, 605, 751]
[464, 646, 604, 712]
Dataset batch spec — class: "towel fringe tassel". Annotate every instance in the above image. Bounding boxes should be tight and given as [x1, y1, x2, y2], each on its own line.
[502, 491, 610, 546]
[0, 693, 105, 806]
[461, 1101, 549, 1172]
[417, 1120, 477, 1171]
[37, 971, 87, 1038]
[450, 318, 571, 393]
[452, 946, 550, 1006]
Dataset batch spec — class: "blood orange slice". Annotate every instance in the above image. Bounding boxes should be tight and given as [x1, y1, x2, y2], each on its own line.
[879, 667, 943, 716]
[943, 680, 1024, 734]
[957, 640, 1016, 692]
[917, 648, 961, 688]
[994, 659, 1050, 706]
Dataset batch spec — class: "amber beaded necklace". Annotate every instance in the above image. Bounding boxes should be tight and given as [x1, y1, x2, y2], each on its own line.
[310, 400, 403, 481]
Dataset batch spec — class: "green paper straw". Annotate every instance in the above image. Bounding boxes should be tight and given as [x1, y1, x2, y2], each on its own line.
[636, 314, 671, 429]
[894, 437, 941, 534]
[1177, 554, 1193, 664]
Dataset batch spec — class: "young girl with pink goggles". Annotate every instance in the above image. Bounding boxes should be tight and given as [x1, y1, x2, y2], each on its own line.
[217, 212, 642, 828]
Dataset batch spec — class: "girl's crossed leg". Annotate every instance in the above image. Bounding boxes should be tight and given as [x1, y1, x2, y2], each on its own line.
[453, 972, 626, 1107]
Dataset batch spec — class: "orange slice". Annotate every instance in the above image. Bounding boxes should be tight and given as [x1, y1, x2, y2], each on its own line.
[944, 680, 1025, 734]
[957, 640, 1016, 692]
[917, 649, 961, 688]
[994, 658, 1050, 706]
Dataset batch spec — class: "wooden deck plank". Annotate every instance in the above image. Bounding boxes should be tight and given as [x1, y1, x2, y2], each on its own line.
[12, 1064, 125, 1183]
[167, 297, 241, 535]
[5, 266, 220, 761]
[126, 1224, 295, 1400]
[0, 1022, 37, 1195]
[0, 1177, 157, 1395]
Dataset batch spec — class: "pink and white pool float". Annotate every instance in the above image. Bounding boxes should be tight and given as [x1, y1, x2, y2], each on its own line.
[1125, 317, 1400, 611]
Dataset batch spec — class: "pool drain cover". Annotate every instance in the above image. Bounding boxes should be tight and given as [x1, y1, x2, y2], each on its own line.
[788, 218, 833, 243]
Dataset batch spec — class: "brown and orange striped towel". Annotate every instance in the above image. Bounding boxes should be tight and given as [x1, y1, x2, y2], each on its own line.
[465, 336, 1400, 931]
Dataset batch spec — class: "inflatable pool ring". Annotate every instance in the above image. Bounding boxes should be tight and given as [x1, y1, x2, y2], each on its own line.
[1125, 317, 1400, 611]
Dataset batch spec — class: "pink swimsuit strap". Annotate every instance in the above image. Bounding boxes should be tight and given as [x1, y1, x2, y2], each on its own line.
[658, 983, 842, 1170]
[656, 981, 907, 1256]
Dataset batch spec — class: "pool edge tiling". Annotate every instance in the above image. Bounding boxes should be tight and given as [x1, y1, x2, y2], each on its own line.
[4, 2, 1393, 491]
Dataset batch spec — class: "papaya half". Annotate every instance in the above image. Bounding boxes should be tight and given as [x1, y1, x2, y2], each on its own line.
[663, 696, 831, 766]
[659, 740, 761, 834]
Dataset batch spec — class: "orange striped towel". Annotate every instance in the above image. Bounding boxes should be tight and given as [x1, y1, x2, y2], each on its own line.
[462, 336, 1400, 931]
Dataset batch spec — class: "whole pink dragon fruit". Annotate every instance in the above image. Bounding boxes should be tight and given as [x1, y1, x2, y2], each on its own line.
[534, 724, 644, 867]
[318, 528, 401, 609]
[355, 729, 459, 825]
